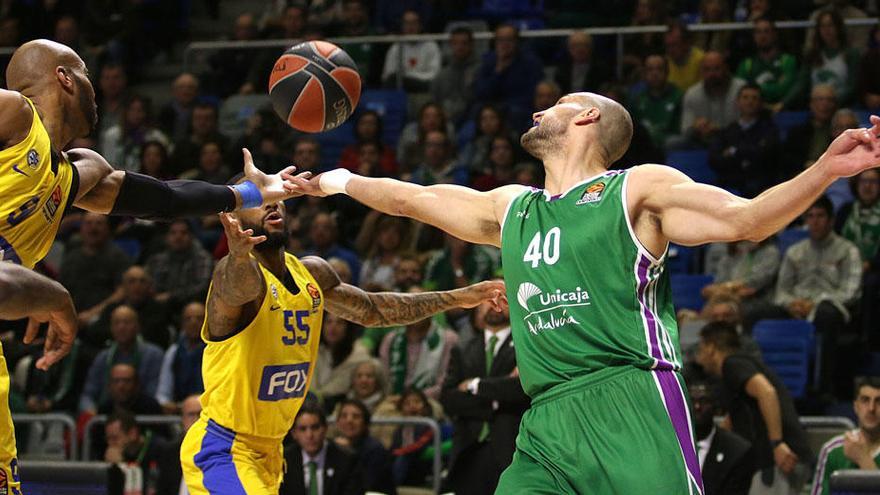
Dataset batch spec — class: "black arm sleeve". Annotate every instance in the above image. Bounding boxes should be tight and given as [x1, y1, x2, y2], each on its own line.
[109, 172, 236, 219]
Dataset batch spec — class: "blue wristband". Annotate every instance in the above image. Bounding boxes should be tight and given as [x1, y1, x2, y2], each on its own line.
[231, 180, 263, 209]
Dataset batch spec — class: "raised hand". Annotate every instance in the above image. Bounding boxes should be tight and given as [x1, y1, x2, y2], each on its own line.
[239, 148, 313, 205]
[820, 115, 880, 178]
[219, 212, 265, 257]
[453, 280, 508, 310]
[281, 169, 330, 198]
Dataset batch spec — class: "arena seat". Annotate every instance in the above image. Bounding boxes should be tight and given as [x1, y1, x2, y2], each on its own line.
[359, 89, 408, 148]
[830, 469, 880, 494]
[800, 416, 856, 460]
[754, 337, 809, 398]
[666, 244, 696, 274]
[776, 227, 810, 255]
[753, 319, 817, 397]
[666, 150, 716, 184]
[773, 110, 809, 141]
[670, 274, 713, 311]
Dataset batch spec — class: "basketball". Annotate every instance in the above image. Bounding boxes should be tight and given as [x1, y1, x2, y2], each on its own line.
[268, 40, 361, 133]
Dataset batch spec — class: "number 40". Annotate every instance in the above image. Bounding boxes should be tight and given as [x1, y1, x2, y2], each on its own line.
[523, 227, 561, 268]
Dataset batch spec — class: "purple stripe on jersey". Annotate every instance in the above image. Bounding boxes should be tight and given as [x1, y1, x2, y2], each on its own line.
[637, 255, 670, 368]
[655, 370, 705, 494]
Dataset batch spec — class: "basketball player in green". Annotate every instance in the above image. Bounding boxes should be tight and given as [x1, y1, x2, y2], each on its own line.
[287, 92, 880, 494]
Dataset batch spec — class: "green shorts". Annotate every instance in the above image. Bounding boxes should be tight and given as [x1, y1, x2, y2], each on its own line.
[496, 366, 704, 495]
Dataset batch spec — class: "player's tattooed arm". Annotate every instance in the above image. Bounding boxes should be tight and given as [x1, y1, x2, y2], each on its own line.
[301, 256, 505, 327]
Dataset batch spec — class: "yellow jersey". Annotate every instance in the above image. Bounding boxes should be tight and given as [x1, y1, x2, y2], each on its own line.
[0, 96, 77, 268]
[199, 252, 324, 440]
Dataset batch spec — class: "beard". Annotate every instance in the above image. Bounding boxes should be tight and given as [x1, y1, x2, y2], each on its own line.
[521, 115, 567, 160]
[76, 80, 98, 136]
[244, 222, 288, 252]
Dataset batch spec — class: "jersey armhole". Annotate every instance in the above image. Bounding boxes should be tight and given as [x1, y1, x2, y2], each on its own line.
[498, 188, 528, 243]
[621, 169, 668, 264]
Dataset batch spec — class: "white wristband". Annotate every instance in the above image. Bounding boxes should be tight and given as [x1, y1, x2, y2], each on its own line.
[319, 168, 353, 195]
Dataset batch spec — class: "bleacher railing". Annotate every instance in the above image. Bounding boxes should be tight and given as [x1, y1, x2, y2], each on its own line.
[81, 414, 182, 461]
[11, 413, 78, 461]
[800, 416, 856, 430]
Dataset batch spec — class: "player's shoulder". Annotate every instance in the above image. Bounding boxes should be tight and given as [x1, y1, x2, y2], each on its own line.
[0, 89, 35, 147]
[299, 255, 341, 290]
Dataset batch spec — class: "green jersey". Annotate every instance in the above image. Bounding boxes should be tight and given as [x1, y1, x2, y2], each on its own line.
[631, 85, 683, 149]
[811, 432, 880, 495]
[500, 169, 681, 398]
[735, 52, 798, 104]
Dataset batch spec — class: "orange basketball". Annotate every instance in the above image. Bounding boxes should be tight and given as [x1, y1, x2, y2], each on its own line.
[268, 40, 361, 133]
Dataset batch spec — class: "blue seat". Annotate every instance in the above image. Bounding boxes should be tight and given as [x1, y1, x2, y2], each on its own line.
[313, 120, 355, 170]
[666, 244, 695, 274]
[666, 150, 716, 185]
[670, 274, 713, 311]
[358, 90, 407, 148]
[753, 319, 816, 349]
[776, 228, 809, 255]
[113, 238, 141, 261]
[773, 111, 809, 141]
[754, 337, 809, 398]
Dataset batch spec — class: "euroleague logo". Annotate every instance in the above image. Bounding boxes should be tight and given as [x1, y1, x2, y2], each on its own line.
[575, 181, 606, 205]
[307, 283, 321, 312]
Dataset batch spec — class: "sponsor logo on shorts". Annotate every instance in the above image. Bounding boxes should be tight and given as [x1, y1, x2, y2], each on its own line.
[575, 182, 605, 205]
[258, 362, 310, 401]
[516, 282, 590, 335]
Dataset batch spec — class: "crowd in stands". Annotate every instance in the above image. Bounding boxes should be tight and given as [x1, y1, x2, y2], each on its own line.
[4, 0, 880, 493]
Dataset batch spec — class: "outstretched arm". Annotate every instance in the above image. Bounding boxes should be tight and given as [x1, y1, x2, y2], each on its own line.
[301, 256, 505, 327]
[286, 170, 525, 247]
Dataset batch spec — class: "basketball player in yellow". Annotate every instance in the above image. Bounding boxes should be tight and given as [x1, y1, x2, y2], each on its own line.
[180, 177, 504, 495]
[1, 39, 306, 492]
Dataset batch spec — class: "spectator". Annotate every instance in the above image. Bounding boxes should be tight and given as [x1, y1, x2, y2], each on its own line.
[314, 313, 370, 410]
[379, 287, 459, 399]
[24, 340, 85, 414]
[397, 102, 456, 173]
[409, 130, 468, 186]
[532, 80, 562, 116]
[80, 305, 165, 413]
[333, 399, 396, 494]
[473, 24, 544, 131]
[345, 359, 389, 413]
[424, 233, 499, 293]
[694, 0, 733, 54]
[337, 111, 398, 176]
[703, 239, 781, 307]
[623, 0, 666, 83]
[171, 103, 229, 177]
[337, 0, 381, 85]
[156, 302, 206, 414]
[307, 0, 346, 33]
[807, 1, 870, 51]
[389, 388, 434, 487]
[858, 26, 880, 110]
[735, 17, 799, 110]
[360, 254, 426, 353]
[696, 322, 813, 494]
[801, 9, 861, 106]
[158, 73, 200, 143]
[836, 169, 880, 266]
[461, 104, 519, 175]
[243, 6, 310, 93]
[95, 63, 128, 138]
[432, 27, 478, 125]
[356, 213, 414, 292]
[471, 136, 527, 191]
[180, 140, 231, 184]
[381, 10, 441, 92]
[97, 363, 163, 416]
[666, 20, 706, 93]
[708, 84, 781, 197]
[783, 84, 836, 175]
[687, 375, 755, 495]
[59, 213, 131, 328]
[145, 219, 214, 310]
[292, 137, 323, 174]
[812, 376, 880, 495]
[205, 13, 261, 97]
[53, 15, 82, 52]
[632, 54, 684, 150]
[138, 141, 172, 180]
[103, 410, 163, 487]
[774, 196, 861, 396]
[86, 265, 170, 350]
[155, 395, 201, 495]
[305, 213, 362, 286]
[555, 31, 611, 94]
[100, 94, 172, 172]
[281, 402, 365, 495]
[441, 293, 529, 495]
[681, 51, 747, 147]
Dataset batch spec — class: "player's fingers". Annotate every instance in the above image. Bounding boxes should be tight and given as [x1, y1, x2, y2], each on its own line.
[23, 317, 41, 344]
[242, 148, 258, 176]
[250, 235, 267, 245]
[279, 165, 297, 177]
[871, 115, 880, 135]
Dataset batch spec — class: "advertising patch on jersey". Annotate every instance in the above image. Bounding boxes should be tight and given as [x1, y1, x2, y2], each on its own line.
[40, 185, 62, 223]
[270, 283, 279, 301]
[516, 281, 590, 335]
[575, 182, 605, 205]
[307, 283, 321, 312]
[258, 362, 310, 401]
[26, 149, 39, 170]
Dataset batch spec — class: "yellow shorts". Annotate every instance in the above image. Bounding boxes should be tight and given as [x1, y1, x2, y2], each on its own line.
[180, 417, 283, 495]
[0, 344, 22, 495]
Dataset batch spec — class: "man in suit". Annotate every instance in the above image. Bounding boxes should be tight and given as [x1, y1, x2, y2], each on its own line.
[441, 290, 530, 495]
[281, 402, 364, 495]
[688, 375, 755, 495]
[155, 394, 201, 494]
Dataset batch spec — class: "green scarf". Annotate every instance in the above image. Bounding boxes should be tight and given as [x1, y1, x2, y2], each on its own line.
[389, 322, 443, 394]
[843, 202, 880, 261]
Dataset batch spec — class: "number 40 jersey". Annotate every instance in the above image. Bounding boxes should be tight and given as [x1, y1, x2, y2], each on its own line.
[198, 252, 324, 440]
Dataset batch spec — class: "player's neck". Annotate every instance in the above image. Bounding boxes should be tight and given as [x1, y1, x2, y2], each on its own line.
[542, 148, 609, 196]
[253, 247, 286, 278]
[30, 94, 75, 151]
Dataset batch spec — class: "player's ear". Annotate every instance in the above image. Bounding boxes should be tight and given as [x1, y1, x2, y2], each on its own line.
[55, 66, 75, 93]
[573, 107, 600, 126]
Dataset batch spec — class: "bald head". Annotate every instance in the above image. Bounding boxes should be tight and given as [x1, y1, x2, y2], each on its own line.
[580, 93, 633, 163]
[7, 39, 83, 92]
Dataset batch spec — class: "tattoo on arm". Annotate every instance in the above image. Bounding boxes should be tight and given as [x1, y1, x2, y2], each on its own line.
[207, 254, 264, 337]
[326, 285, 459, 327]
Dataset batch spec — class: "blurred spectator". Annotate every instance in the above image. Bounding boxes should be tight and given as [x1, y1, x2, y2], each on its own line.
[82, 0, 172, 69]
[694, 0, 733, 54]
[156, 302, 206, 414]
[533, 80, 562, 115]
[245, 6, 311, 93]
[205, 13, 261, 97]
[381, 10, 441, 92]
[424, 233, 499, 293]
[408, 130, 468, 186]
[773, 196, 861, 396]
[307, 0, 346, 33]
[356, 213, 414, 292]
[103, 410, 163, 486]
[432, 27, 478, 125]
[379, 287, 459, 399]
[145, 219, 214, 310]
[471, 136, 527, 191]
[623, 0, 666, 83]
[24, 340, 85, 414]
[442, 294, 529, 495]
[632, 54, 684, 150]
[735, 18, 799, 109]
[807, 1, 870, 51]
[397, 102, 456, 173]
[703, 239, 781, 306]
[155, 395, 201, 495]
[333, 399, 396, 494]
[859, 26, 880, 110]
[811, 376, 880, 495]
[389, 388, 434, 487]
[708, 84, 781, 197]
[360, 254, 426, 352]
[555, 31, 610, 94]
[179, 140, 231, 184]
[158, 73, 200, 144]
[473, 24, 544, 131]
[337, 111, 398, 176]
[666, 20, 706, 92]
[800, 9, 861, 107]
[53, 15, 82, 52]
[313, 314, 370, 410]
[836, 169, 880, 265]
[97, 363, 163, 417]
[95, 63, 129, 139]
[825, 109, 860, 210]
[171, 102, 229, 177]
[292, 137, 323, 174]
[681, 51, 746, 147]
[461, 104, 520, 174]
[265, 5, 307, 39]
[100, 95, 171, 172]
[80, 305, 165, 413]
[344, 359, 389, 412]
[86, 265, 170, 350]
[696, 322, 813, 494]
[281, 402, 365, 495]
[138, 141, 173, 180]
[60, 213, 131, 328]
[783, 84, 836, 175]
[688, 375, 755, 495]
[337, 0, 382, 85]
[305, 213, 361, 285]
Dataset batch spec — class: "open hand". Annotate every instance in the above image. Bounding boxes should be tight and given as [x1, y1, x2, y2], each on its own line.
[281, 169, 330, 198]
[239, 148, 313, 205]
[219, 212, 265, 257]
[820, 115, 880, 178]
